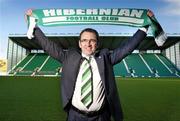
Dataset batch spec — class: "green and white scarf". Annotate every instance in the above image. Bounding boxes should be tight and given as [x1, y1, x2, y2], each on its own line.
[27, 8, 167, 46]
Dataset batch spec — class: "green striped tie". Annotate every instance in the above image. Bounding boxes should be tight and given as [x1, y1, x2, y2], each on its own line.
[81, 58, 93, 108]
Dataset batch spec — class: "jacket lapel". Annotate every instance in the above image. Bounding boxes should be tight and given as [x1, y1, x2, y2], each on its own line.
[94, 54, 106, 90]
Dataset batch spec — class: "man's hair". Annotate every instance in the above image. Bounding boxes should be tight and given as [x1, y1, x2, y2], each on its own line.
[79, 28, 99, 41]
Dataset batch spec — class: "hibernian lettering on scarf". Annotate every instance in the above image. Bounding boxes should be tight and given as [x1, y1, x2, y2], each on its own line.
[27, 8, 167, 46]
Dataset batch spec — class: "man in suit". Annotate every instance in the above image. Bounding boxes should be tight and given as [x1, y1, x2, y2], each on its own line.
[26, 9, 148, 121]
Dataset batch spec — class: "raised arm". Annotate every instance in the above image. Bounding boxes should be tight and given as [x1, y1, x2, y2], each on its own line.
[25, 9, 65, 63]
[109, 29, 147, 65]
[109, 10, 155, 65]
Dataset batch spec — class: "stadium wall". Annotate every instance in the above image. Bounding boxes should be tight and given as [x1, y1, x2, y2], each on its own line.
[165, 42, 180, 70]
[7, 38, 27, 71]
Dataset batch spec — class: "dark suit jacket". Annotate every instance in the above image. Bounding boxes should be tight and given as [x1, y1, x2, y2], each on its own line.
[33, 27, 146, 121]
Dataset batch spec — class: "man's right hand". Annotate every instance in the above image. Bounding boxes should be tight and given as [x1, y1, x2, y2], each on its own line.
[147, 9, 154, 17]
[24, 9, 33, 22]
[26, 9, 33, 16]
[25, 9, 37, 39]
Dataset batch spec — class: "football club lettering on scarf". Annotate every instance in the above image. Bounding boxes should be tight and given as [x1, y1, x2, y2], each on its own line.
[41, 9, 145, 25]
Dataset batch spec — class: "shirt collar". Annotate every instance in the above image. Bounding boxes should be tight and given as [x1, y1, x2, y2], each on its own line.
[82, 53, 94, 60]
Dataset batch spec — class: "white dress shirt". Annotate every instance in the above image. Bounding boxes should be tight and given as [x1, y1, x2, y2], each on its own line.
[71, 53, 105, 112]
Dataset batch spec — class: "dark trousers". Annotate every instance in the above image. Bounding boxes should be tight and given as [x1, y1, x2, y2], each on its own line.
[67, 105, 111, 121]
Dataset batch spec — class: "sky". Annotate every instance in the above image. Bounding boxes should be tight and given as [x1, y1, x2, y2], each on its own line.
[0, 0, 180, 59]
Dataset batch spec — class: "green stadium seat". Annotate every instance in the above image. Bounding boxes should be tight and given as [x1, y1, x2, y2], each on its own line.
[124, 54, 153, 77]
[113, 59, 130, 77]
[142, 54, 177, 77]
[10, 53, 180, 77]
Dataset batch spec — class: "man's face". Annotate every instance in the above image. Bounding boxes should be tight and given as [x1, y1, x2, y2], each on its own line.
[79, 31, 98, 56]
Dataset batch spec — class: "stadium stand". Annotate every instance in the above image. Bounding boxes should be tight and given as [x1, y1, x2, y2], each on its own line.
[124, 54, 153, 77]
[113, 59, 130, 77]
[7, 34, 179, 77]
[157, 54, 180, 76]
[9, 53, 180, 77]
[9, 53, 62, 76]
[142, 53, 179, 77]
[9, 53, 35, 75]
[37, 54, 62, 76]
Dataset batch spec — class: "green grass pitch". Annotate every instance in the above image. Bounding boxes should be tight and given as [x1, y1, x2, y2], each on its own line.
[0, 76, 180, 121]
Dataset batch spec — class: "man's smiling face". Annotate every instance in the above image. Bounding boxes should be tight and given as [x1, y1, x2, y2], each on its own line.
[79, 31, 98, 56]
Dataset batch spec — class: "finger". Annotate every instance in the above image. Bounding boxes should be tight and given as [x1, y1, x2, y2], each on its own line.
[26, 9, 33, 16]
[25, 9, 33, 23]
[147, 9, 154, 17]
